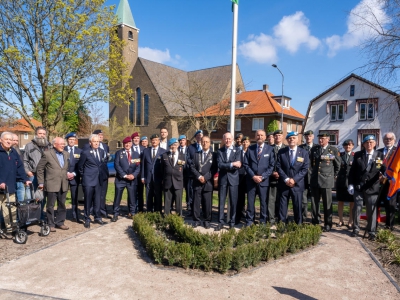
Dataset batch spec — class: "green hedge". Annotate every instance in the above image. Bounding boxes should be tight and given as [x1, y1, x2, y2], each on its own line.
[132, 213, 322, 273]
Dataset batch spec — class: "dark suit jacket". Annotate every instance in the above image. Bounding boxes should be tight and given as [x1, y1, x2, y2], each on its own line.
[377, 146, 397, 165]
[299, 143, 318, 187]
[161, 151, 185, 189]
[276, 147, 309, 192]
[244, 143, 275, 187]
[131, 144, 145, 156]
[349, 149, 385, 195]
[217, 146, 241, 186]
[82, 142, 109, 177]
[190, 150, 218, 191]
[78, 148, 107, 187]
[336, 151, 354, 189]
[64, 146, 82, 186]
[269, 144, 287, 185]
[141, 147, 167, 184]
[36, 150, 70, 193]
[310, 144, 340, 188]
[114, 148, 141, 184]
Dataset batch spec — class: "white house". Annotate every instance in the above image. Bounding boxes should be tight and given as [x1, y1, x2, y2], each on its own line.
[304, 74, 399, 151]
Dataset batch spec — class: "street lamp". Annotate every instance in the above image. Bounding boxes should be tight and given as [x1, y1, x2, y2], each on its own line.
[272, 64, 284, 131]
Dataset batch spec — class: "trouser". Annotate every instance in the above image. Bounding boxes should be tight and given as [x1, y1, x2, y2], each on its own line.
[218, 184, 238, 226]
[302, 186, 312, 221]
[146, 180, 163, 213]
[164, 187, 182, 215]
[186, 177, 194, 210]
[69, 183, 80, 219]
[83, 185, 101, 222]
[246, 184, 269, 225]
[136, 180, 144, 212]
[113, 181, 137, 216]
[311, 188, 332, 227]
[0, 193, 16, 229]
[193, 187, 213, 223]
[385, 193, 399, 228]
[353, 190, 378, 235]
[46, 190, 67, 227]
[268, 185, 278, 224]
[236, 174, 247, 224]
[99, 179, 108, 216]
[279, 188, 303, 224]
[15, 182, 25, 202]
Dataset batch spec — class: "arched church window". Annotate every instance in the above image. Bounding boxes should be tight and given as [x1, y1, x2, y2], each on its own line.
[129, 97, 135, 124]
[144, 94, 149, 126]
[136, 88, 141, 126]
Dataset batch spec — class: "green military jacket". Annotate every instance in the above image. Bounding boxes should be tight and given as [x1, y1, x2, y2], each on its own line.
[310, 144, 340, 188]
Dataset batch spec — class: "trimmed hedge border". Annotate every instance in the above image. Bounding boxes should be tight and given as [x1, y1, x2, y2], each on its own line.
[132, 213, 322, 273]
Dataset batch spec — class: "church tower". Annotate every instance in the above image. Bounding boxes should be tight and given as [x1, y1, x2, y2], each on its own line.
[116, 0, 139, 76]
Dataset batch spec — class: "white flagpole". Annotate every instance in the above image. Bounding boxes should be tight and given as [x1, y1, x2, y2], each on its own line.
[227, 2, 238, 224]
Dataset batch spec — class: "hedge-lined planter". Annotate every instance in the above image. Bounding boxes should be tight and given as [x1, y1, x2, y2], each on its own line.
[132, 213, 322, 273]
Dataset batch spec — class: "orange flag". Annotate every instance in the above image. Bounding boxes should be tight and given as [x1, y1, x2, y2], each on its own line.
[386, 140, 400, 199]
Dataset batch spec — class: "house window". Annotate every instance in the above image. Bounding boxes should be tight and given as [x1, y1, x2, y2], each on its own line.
[136, 88, 141, 126]
[350, 85, 355, 97]
[129, 98, 135, 123]
[357, 129, 380, 147]
[287, 120, 292, 131]
[296, 122, 299, 132]
[284, 98, 290, 108]
[227, 119, 241, 131]
[144, 94, 149, 126]
[318, 130, 339, 146]
[117, 141, 122, 148]
[330, 104, 344, 121]
[24, 133, 28, 140]
[252, 118, 264, 131]
[128, 31, 133, 40]
[359, 103, 375, 120]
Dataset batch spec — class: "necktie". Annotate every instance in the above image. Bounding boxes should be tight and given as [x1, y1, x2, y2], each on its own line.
[172, 152, 175, 165]
[290, 149, 295, 166]
[135, 146, 139, 154]
[127, 151, 131, 163]
[366, 154, 372, 171]
[152, 148, 156, 160]
[203, 152, 207, 163]
[258, 146, 262, 160]
[180, 147, 183, 154]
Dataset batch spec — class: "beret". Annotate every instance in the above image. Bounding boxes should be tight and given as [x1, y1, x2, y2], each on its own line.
[363, 135, 376, 143]
[93, 129, 103, 134]
[65, 132, 76, 139]
[193, 130, 203, 138]
[140, 136, 148, 141]
[267, 132, 275, 137]
[273, 130, 283, 135]
[304, 130, 314, 136]
[168, 138, 178, 147]
[131, 132, 139, 139]
[286, 131, 298, 139]
[178, 135, 186, 141]
[122, 136, 132, 144]
[241, 136, 250, 142]
[317, 132, 329, 137]
[150, 134, 159, 140]
[342, 139, 354, 146]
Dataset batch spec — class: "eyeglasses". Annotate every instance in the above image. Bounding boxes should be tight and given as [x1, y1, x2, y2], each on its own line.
[384, 137, 394, 141]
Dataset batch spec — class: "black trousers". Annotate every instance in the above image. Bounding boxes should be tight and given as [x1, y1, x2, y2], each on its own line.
[69, 183, 79, 218]
[146, 180, 163, 213]
[164, 187, 183, 215]
[236, 174, 247, 224]
[46, 190, 67, 227]
[385, 193, 399, 228]
[311, 188, 332, 227]
[113, 181, 137, 216]
[99, 179, 108, 216]
[279, 188, 303, 224]
[83, 185, 101, 222]
[187, 177, 194, 209]
[193, 187, 213, 223]
[246, 184, 269, 225]
[218, 184, 238, 226]
[136, 181, 144, 212]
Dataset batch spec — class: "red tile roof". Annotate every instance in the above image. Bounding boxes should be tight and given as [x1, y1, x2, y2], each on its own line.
[0, 118, 42, 133]
[199, 90, 305, 120]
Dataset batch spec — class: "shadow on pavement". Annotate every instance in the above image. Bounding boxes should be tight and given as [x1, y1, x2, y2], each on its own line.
[272, 286, 318, 300]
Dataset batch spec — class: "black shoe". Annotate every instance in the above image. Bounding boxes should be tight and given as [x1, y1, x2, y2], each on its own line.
[204, 222, 211, 229]
[351, 231, 359, 237]
[229, 224, 235, 229]
[368, 235, 376, 241]
[111, 215, 118, 222]
[73, 217, 83, 224]
[192, 222, 200, 228]
[215, 224, 223, 231]
[94, 219, 105, 225]
[84, 221, 90, 228]
[322, 226, 331, 232]
[187, 212, 193, 217]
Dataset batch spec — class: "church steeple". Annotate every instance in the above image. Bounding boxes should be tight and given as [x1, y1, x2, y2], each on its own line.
[116, 0, 137, 29]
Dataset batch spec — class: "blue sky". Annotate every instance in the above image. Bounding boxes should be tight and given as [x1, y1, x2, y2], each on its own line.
[106, 0, 392, 116]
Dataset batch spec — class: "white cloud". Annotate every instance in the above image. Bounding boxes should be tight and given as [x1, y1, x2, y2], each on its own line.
[273, 11, 320, 53]
[139, 47, 176, 64]
[239, 11, 320, 63]
[325, 0, 389, 57]
[239, 33, 277, 64]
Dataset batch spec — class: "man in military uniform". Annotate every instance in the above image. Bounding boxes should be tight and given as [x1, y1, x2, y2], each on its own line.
[348, 135, 385, 240]
[269, 130, 287, 225]
[310, 132, 340, 232]
[299, 130, 318, 222]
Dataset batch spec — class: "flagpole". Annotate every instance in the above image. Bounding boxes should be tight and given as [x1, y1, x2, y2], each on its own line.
[228, 1, 238, 224]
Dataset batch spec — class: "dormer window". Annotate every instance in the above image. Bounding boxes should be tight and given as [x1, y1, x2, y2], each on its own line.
[236, 101, 248, 109]
[128, 31, 133, 40]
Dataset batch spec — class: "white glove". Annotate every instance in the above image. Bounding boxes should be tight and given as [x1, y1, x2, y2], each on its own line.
[347, 185, 354, 195]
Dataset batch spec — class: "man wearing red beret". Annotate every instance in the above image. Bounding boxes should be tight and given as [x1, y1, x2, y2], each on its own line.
[111, 137, 141, 222]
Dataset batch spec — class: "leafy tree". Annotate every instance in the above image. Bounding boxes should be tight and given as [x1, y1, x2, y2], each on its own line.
[0, 0, 131, 132]
[267, 120, 279, 133]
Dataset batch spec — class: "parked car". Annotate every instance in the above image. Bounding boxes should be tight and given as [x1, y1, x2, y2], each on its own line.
[107, 154, 116, 177]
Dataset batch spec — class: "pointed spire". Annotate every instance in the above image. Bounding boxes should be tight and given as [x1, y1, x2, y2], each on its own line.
[116, 0, 137, 28]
